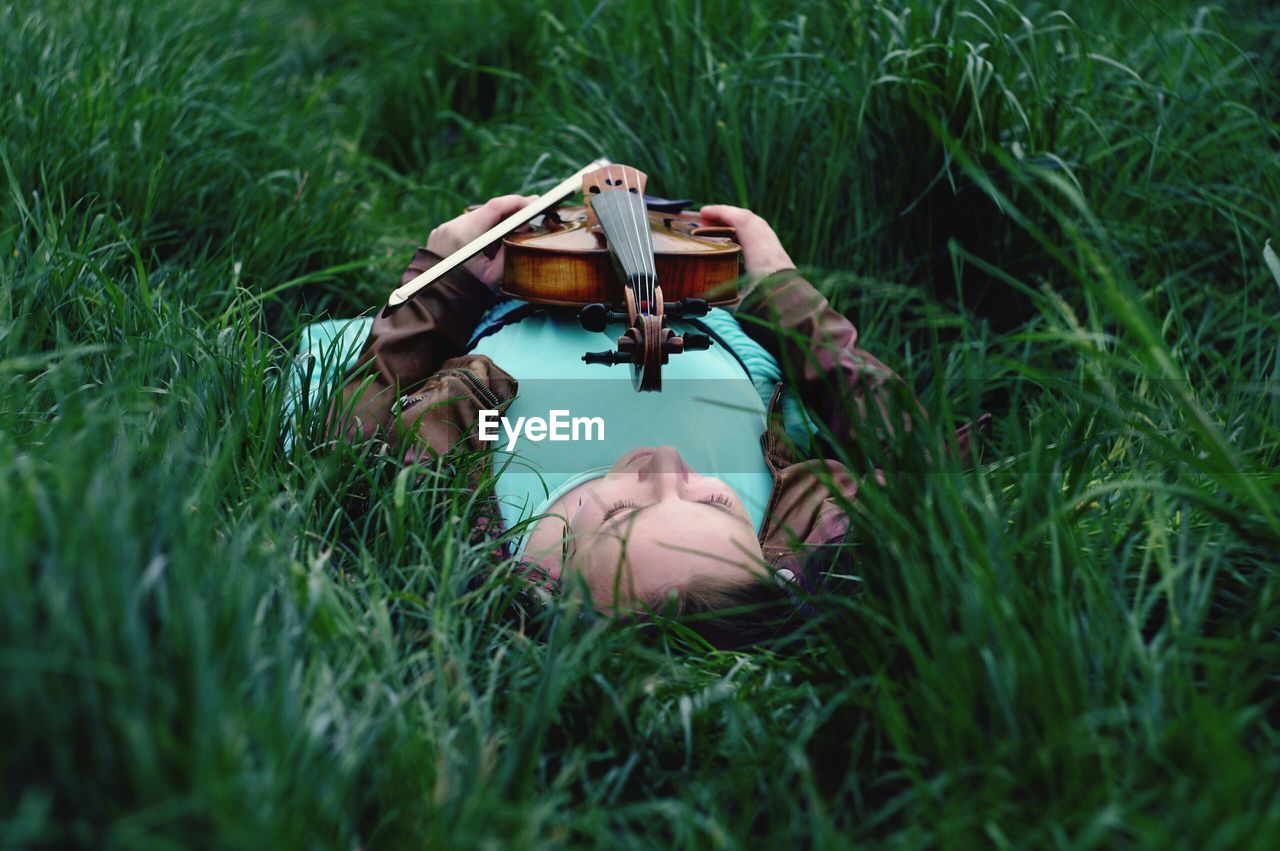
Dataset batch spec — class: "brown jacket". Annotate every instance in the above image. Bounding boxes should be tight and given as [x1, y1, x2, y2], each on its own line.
[334, 249, 916, 584]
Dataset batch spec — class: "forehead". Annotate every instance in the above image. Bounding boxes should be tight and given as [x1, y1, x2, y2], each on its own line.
[579, 501, 765, 602]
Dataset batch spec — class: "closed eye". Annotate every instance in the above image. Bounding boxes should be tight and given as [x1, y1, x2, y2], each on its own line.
[697, 493, 740, 516]
[602, 499, 641, 523]
[601, 495, 743, 525]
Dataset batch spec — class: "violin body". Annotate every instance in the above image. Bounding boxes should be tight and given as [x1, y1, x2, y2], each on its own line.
[490, 163, 741, 391]
[500, 205, 741, 306]
[384, 162, 729, 391]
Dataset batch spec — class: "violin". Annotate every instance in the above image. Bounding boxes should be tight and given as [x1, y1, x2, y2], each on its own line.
[386, 160, 742, 392]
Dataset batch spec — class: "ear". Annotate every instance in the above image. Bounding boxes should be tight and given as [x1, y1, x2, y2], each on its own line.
[513, 559, 560, 595]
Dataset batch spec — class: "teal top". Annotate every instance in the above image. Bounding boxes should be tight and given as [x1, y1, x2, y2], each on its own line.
[283, 304, 813, 552]
[467, 302, 809, 550]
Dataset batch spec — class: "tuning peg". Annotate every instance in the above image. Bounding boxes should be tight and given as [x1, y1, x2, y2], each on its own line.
[681, 333, 712, 351]
[582, 350, 632, 366]
[667, 297, 709, 319]
[578, 303, 629, 333]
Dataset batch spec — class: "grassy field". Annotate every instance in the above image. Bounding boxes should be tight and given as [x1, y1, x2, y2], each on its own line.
[2, 0, 1278, 847]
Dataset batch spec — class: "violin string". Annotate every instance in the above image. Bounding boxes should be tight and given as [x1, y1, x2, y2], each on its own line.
[604, 164, 630, 291]
[637, 169, 654, 308]
[613, 164, 646, 384]
[619, 165, 648, 310]
[596, 163, 660, 386]
[628, 166, 657, 386]
[609, 165, 642, 305]
[634, 166, 658, 386]
[621, 164, 642, 308]
[617, 164, 643, 304]
[630, 165, 652, 312]
[623, 165, 653, 310]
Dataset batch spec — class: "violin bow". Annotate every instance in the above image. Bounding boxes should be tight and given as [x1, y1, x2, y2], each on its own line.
[384, 156, 612, 312]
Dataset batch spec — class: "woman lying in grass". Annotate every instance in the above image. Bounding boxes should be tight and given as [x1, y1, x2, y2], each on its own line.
[333, 194, 932, 636]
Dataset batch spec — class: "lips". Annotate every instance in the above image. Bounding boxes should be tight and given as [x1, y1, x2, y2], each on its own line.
[624, 449, 653, 468]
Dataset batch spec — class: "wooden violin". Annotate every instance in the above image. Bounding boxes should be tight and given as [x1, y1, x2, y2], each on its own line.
[385, 160, 743, 392]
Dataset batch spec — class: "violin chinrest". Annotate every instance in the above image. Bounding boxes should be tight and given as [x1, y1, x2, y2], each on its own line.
[643, 195, 693, 214]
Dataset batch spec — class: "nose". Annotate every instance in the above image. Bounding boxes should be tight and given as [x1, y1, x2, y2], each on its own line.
[637, 446, 690, 489]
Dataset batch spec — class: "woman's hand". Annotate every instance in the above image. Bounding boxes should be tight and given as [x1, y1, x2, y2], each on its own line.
[698, 204, 796, 279]
[426, 194, 540, 289]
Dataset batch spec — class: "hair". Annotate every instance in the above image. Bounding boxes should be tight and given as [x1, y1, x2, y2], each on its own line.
[652, 535, 862, 649]
[652, 572, 804, 649]
[503, 538, 854, 650]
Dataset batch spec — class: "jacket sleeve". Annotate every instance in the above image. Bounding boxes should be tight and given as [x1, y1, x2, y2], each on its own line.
[330, 248, 499, 440]
[734, 269, 920, 457]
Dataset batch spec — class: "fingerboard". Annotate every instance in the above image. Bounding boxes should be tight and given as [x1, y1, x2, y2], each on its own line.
[591, 187, 657, 297]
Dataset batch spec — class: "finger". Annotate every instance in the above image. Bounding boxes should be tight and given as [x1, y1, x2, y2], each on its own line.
[464, 245, 505, 286]
[472, 194, 539, 228]
[697, 204, 731, 226]
[702, 208, 776, 248]
[698, 204, 753, 227]
[514, 195, 540, 231]
[479, 195, 541, 251]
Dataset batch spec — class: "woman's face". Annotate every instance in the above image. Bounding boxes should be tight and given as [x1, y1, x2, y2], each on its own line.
[526, 446, 767, 610]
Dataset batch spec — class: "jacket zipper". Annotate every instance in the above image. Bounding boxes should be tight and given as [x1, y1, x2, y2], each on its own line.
[444, 368, 502, 409]
[396, 367, 503, 413]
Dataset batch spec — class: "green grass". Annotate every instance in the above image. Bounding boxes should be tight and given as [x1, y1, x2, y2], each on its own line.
[3, 0, 1279, 846]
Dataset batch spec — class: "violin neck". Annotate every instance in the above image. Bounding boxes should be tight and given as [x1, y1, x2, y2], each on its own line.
[591, 187, 657, 297]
